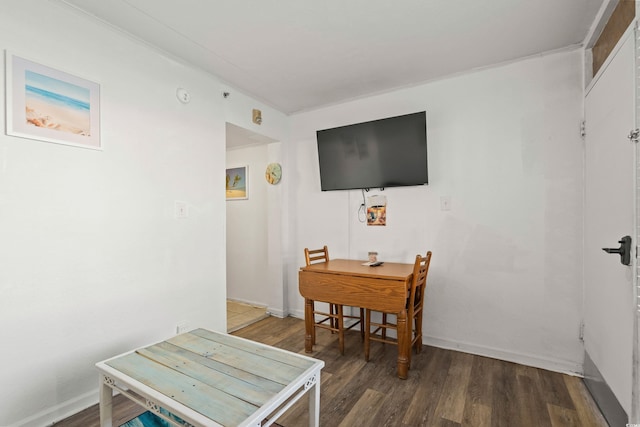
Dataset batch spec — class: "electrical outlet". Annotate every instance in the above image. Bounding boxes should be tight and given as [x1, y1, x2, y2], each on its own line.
[175, 201, 188, 219]
[176, 321, 189, 334]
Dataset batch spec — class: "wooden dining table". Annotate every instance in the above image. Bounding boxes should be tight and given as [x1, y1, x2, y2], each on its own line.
[299, 259, 414, 379]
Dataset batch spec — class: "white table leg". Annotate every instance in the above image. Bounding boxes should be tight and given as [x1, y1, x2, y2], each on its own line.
[308, 373, 320, 427]
[99, 374, 114, 427]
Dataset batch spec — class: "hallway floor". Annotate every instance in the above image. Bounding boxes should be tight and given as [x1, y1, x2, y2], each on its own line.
[227, 300, 269, 332]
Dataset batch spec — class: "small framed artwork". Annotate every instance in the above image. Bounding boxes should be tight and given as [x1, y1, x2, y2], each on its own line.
[226, 165, 248, 200]
[5, 51, 101, 150]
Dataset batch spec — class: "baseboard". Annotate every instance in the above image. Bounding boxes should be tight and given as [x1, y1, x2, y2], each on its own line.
[583, 350, 628, 426]
[423, 335, 583, 376]
[289, 308, 305, 320]
[288, 309, 582, 375]
[267, 307, 286, 318]
[11, 390, 97, 427]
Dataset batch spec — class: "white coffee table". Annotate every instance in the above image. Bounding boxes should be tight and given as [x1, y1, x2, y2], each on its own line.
[96, 328, 324, 427]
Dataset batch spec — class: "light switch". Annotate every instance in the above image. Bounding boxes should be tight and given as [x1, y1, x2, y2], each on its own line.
[175, 201, 188, 218]
[440, 196, 451, 211]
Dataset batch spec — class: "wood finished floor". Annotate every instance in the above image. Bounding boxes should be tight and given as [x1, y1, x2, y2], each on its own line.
[53, 316, 607, 427]
[226, 300, 268, 332]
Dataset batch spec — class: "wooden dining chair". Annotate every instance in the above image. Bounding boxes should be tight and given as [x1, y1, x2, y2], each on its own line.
[364, 251, 432, 367]
[304, 246, 364, 355]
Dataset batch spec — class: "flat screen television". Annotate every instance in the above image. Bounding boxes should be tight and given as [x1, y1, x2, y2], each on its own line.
[316, 111, 428, 191]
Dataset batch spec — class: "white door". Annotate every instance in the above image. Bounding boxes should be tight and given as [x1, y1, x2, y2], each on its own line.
[584, 28, 636, 420]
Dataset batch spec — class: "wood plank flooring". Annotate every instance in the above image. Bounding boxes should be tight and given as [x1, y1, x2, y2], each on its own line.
[227, 300, 268, 333]
[53, 316, 607, 427]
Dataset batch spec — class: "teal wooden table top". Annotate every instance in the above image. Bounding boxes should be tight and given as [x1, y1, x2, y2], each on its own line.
[99, 328, 323, 426]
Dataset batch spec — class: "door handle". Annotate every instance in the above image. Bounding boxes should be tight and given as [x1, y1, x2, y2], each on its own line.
[602, 235, 632, 266]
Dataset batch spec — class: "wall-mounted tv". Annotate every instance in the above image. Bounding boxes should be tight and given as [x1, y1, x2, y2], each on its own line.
[316, 111, 428, 191]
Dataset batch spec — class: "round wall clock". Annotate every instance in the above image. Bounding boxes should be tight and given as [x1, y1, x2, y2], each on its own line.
[265, 162, 282, 185]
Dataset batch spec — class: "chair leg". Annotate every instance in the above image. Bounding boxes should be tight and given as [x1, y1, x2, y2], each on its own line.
[406, 317, 413, 370]
[337, 305, 345, 355]
[364, 309, 371, 361]
[311, 301, 316, 345]
[359, 308, 365, 340]
[414, 311, 423, 353]
[408, 323, 412, 369]
[381, 313, 387, 341]
[330, 304, 337, 333]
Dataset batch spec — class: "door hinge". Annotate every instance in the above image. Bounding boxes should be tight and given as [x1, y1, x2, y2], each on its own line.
[580, 121, 586, 139]
[628, 128, 639, 143]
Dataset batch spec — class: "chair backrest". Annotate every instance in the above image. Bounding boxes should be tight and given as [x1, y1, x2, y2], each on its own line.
[408, 251, 432, 317]
[304, 246, 329, 266]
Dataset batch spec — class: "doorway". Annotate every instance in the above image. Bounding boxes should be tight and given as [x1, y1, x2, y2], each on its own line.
[225, 123, 282, 331]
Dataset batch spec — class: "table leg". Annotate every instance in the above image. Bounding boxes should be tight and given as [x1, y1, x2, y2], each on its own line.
[99, 374, 113, 427]
[305, 298, 314, 353]
[308, 373, 321, 427]
[396, 309, 409, 379]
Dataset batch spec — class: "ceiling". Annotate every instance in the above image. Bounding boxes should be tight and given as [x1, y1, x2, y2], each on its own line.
[59, 0, 606, 116]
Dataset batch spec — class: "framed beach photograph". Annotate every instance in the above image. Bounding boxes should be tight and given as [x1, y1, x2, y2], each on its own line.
[226, 165, 248, 200]
[5, 51, 101, 150]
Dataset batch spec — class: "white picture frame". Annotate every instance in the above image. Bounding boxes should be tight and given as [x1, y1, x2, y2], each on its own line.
[5, 51, 101, 150]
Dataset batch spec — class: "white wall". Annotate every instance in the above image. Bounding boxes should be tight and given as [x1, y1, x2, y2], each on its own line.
[0, 2, 230, 426]
[287, 49, 585, 374]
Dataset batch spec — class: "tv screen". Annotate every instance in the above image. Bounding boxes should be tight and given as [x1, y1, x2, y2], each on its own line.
[316, 111, 428, 191]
